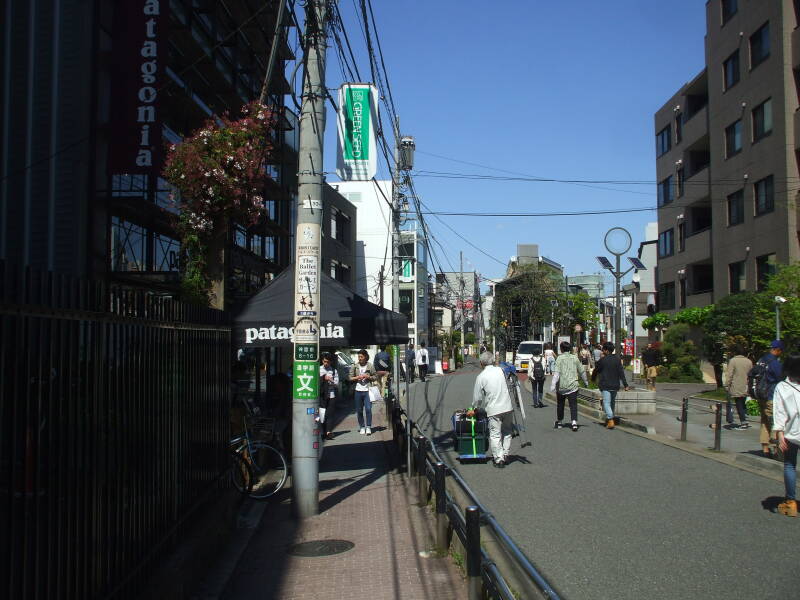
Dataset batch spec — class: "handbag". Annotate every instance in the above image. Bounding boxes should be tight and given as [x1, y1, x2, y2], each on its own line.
[369, 385, 382, 403]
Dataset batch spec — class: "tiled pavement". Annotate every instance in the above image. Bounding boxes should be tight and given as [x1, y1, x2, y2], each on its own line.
[214, 402, 464, 600]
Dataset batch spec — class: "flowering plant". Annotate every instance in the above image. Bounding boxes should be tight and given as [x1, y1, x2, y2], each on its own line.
[163, 102, 277, 303]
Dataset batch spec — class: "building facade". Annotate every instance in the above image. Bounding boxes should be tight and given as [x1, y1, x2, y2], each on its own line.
[1, 0, 298, 310]
[654, 0, 800, 312]
[322, 184, 356, 290]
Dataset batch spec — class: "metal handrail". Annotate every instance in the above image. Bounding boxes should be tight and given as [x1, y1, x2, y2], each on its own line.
[393, 402, 562, 600]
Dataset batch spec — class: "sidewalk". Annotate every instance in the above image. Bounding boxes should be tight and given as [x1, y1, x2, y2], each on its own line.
[193, 402, 463, 600]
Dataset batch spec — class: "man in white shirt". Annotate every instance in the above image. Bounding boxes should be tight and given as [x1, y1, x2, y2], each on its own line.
[415, 344, 430, 382]
[471, 351, 514, 468]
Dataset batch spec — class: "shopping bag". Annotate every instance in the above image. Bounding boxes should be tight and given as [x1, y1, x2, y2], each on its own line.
[369, 385, 382, 403]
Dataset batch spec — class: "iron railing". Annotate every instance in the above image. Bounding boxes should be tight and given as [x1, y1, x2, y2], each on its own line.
[390, 402, 562, 600]
[0, 262, 231, 599]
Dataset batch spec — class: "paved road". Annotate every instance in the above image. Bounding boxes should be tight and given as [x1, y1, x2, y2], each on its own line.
[405, 363, 798, 600]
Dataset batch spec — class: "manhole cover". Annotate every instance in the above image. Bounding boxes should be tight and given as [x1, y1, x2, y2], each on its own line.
[288, 539, 354, 557]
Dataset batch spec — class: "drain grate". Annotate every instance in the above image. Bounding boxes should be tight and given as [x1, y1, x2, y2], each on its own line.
[287, 539, 354, 557]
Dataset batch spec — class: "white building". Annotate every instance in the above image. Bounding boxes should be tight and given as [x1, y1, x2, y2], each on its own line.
[332, 180, 429, 345]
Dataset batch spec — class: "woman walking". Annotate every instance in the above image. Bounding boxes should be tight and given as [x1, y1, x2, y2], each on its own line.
[319, 352, 339, 440]
[773, 353, 800, 517]
[350, 349, 376, 435]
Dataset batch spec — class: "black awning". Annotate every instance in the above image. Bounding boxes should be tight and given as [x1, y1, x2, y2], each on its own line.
[233, 265, 409, 347]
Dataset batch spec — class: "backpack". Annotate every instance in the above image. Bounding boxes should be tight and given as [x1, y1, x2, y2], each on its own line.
[531, 357, 545, 381]
[747, 360, 770, 401]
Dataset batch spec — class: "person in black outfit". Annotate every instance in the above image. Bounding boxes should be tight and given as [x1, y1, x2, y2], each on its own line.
[641, 343, 660, 391]
[404, 343, 416, 382]
[593, 341, 629, 429]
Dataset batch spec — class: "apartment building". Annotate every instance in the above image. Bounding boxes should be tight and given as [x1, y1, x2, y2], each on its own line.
[654, 0, 800, 312]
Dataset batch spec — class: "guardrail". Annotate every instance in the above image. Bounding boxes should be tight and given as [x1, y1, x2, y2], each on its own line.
[390, 402, 562, 600]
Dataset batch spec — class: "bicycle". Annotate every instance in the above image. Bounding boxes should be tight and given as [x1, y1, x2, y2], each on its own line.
[230, 415, 288, 499]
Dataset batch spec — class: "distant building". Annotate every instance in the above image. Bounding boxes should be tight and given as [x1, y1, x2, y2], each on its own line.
[653, 1, 800, 313]
[322, 185, 357, 290]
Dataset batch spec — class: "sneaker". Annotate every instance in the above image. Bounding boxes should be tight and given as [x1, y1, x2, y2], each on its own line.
[366, 427, 372, 436]
[554, 421, 562, 429]
[493, 459, 505, 469]
[359, 427, 366, 435]
[778, 499, 798, 517]
[571, 421, 579, 432]
[738, 422, 751, 430]
[606, 419, 615, 429]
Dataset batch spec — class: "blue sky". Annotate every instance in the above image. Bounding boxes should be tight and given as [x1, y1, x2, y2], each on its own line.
[313, 1, 708, 290]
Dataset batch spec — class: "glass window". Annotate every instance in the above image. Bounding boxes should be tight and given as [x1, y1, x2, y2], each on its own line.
[110, 217, 146, 272]
[675, 113, 683, 144]
[659, 281, 676, 311]
[723, 50, 740, 90]
[754, 175, 774, 215]
[676, 167, 685, 197]
[677, 222, 686, 252]
[750, 22, 770, 68]
[658, 229, 674, 258]
[153, 233, 180, 272]
[725, 119, 742, 157]
[752, 98, 773, 141]
[722, 0, 738, 23]
[657, 176, 674, 207]
[727, 189, 744, 225]
[656, 125, 671, 157]
[234, 226, 248, 249]
[679, 279, 687, 308]
[756, 253, 777, 290]
[729, 261, 746, 293]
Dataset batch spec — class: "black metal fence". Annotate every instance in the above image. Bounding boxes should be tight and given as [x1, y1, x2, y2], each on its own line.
[390, 403, 562, 600]
[0, 262, 231, 599]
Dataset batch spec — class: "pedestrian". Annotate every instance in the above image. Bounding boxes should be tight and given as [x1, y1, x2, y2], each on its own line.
[723, 345, 752, 430]
[470, 351, 514, 468]
[755, 340, 785, 457]
[772, 353, 800, 517]
[592, 343, 603, 366]
[374, 345, 392, 398]
[551, 341, 589, 431]
[592, 341, 629, 429]
[579, 344, 593, 376]
[544, 343, 556, 375]
[349, 349, 376, 435]
[527, 348, 546, 408]
[318, 353, 339, 440]
[641, 343, 660, 392]
[404, 343, 416, 383]
[415, 343, 430, 382]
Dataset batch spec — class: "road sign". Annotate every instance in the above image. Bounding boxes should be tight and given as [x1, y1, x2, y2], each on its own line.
[293, 361, 319, 400]
[295, 344, 318, 361]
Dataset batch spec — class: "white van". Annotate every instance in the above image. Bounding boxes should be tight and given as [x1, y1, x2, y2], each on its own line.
[514, 340, 545, 372]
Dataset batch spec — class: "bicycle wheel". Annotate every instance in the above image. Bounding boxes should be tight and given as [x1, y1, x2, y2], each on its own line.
[230, 449, 253, 495]
[245, 442, 287, 499]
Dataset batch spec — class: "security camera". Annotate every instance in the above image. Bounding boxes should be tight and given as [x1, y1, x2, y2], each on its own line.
[775, 296, 787, 304]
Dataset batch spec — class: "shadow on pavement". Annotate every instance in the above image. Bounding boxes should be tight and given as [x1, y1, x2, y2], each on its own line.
[761, 496, 786, 514]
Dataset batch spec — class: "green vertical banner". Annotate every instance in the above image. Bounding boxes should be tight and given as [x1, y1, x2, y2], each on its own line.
[336, 83, 378, 181]
[293, 360, 319, 400]
[402, 259, 412, 279]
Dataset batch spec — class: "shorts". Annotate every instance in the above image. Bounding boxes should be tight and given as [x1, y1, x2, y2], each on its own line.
[646, 366, 658, 378]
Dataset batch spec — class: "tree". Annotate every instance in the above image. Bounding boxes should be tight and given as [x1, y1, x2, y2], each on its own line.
[763, 262, 800, 351]
[701, 292, 772, 365]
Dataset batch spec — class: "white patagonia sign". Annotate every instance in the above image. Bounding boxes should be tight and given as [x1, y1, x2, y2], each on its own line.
[336, 83, 378, 181]
[244, 323, 346, 344]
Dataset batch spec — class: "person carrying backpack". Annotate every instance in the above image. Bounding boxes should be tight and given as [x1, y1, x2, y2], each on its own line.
[751, 340, 785, 457]
[527, 349, 547, 408]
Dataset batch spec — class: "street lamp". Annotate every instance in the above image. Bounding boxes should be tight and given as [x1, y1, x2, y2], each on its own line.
[596, 227, 647, 351]
[775, 296, 787, 340]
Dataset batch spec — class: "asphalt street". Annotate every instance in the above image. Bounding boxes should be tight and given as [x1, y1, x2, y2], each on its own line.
[405, 362, 798, 600]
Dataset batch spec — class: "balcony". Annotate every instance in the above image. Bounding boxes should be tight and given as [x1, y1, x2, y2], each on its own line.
[681, 166, 709, 203]
[680, 105, 708, 148]
[682, 227, 711, 262]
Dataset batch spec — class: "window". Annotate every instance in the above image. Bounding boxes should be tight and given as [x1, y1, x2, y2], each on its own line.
[725, 119, 742, 157]
[659, 282, 676, 311]
[657, 176, 674, 207]
[723, 50, 740, 90]
[658, 228, 674, 258]
[677, 222, 686, 252]
[722, 0, 738, 23]
[754, 175, 774, 215]
[676, 167, 685, 197]
[679, 279, 687, 308]
[752, 98, 772, 141]
[675, 113, 683, 144]
[750, 22, 770, 68]
[756, 253, 777, 290]
[729, 261, 746, 293]
[727, 189, 744, 225]
[656, 125, 671, 157]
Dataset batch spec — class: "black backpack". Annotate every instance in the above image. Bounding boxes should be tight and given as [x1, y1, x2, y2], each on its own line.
[531, 357, 545, 381]
[747, 360, 770, 401]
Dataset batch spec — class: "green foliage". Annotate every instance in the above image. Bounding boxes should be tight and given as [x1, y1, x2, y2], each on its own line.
[746, 398, 761, 416]
[674, 306, 712, 326]
[660, 323, 703, 381]
[179, 228, 212, 305]
[641, 312, 671, 330]
[762, 262, 800, 351]
[701, 292, 772, 364]
[465, 332, 476, 345]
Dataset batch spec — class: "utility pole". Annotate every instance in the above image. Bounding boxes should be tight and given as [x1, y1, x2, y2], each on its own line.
[460, 251, 465, 354]
[291, 0, 327, 519]
[378, 264, 385, 307]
